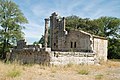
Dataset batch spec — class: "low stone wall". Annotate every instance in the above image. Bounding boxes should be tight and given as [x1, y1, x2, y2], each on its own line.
[10, 49, 97, 65]
[50, 51, 96, 65]
[10, 49, 50, 65]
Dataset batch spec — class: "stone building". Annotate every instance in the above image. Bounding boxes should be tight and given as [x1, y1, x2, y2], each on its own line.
[10, 12, 108, 65]
[49, 12, 108, 61]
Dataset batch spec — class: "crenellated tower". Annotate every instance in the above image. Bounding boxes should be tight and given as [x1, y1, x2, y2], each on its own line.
[50, 12, 59, 50]
[50, 12, 66, 51]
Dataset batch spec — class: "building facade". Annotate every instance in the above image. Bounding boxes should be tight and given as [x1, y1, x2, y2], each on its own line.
[49, 12, 108, 61]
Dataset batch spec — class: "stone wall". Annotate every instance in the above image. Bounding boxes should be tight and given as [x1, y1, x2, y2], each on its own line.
[10, 49, 50, 64]
[58, 30, 92, 52]
[49, 12, 93, 52]
[50, 51, 96, 65]
[93, 37, 108, 61]
[50, 12, 59, 51]
[10, 49, 96, 65]
[50, 12, 66, 51]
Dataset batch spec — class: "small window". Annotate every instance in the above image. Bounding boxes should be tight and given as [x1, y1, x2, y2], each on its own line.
[71, 42, 73, 48]
[54, 52, 56, 57]
[54, 43, 56, 46]
[74, 42, 76, 48]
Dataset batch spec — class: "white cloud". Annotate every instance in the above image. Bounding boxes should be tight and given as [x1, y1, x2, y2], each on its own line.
[15, 0, 120, 44]
[31, 0, 85, 17]
[23, 19, 45, 44]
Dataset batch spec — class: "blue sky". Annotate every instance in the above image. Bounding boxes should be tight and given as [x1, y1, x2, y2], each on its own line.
[14, 0, 120, 44]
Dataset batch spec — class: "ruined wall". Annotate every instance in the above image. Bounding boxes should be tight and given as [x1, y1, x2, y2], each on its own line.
[93, 38, 108, 61]
[58, 30, 92, 52]
[10, 49, 50, 64]
[10, 50, 97, 65]
[17, 40, 26, 49]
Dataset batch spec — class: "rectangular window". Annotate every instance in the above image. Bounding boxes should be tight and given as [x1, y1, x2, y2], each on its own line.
[74, 42, 76, 48]
[71, 42, 73, 48]
[54, 43, 56, 46]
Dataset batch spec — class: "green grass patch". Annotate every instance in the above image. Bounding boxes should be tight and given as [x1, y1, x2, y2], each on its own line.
[110, 59, 120, 62]
[7, 69, 21, 78]
[77, 69, 89, 75]
[95, 74, 103, 80]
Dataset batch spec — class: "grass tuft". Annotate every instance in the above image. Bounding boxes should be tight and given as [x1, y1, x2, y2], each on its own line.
[66, 63, 74, 67]
[95, 74, 103, 80]
[51, 69, 56, 73]
[77, 69, 89, 75]
[7, 69, 21, 78]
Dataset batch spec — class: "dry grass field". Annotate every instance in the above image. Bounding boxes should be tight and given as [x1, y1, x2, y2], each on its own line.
[0, 60, 120, 80]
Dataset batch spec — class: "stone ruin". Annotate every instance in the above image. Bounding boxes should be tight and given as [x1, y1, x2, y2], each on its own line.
[10, 40, 50, 64]
[10, 12, 108, 65]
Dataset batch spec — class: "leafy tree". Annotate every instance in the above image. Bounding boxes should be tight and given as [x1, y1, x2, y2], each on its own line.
[66, 16, 98, 34]
[108, 38, 120, 59]
[38, 35, 45, 47]
[33, 35, 45, 46]
[93, 17, 120, 38]
[0, 0, 28, 59]
[66, 15, 80, 30]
